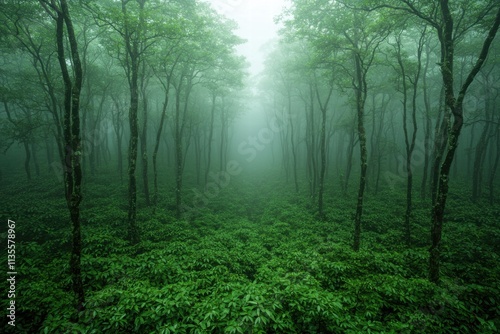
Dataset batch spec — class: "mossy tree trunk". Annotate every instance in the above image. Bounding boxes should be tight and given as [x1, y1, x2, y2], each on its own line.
[39, 0, 85, 310]
[429, 2, 500, 284]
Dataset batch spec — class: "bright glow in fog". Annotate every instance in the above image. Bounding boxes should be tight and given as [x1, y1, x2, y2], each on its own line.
[204, 0, 288, 163]
[206, 0, 287, 76]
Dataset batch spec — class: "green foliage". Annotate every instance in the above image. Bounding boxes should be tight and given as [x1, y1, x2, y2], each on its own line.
[1, 174, 499, 333]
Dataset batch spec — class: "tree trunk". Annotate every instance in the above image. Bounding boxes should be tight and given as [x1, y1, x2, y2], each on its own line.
[23, 141, 32, 181]
[288, 94, 299, 193]
[315, 80, 333, 218]
[140, 79, 150, 206]
[309, 84, 318, 198]
[430, 88, 448, 205]
[153, 87, 170, 207]
[174, 75, 184, 219]
[31, 142, 40, 177]
[488, 122, 500, 205]
[429, 3, 500, 283]
[123, 0, 141, 244]
[421, 42, 433, 200]
[471, 95, 491, 202]
[45, 0, 85, 310]
[353, 53, 368, 252]
[317, 102, 326, 217]
[396, 30, 423, 247]
[344, 128, 355, 193]
[205, 93, 216, 183]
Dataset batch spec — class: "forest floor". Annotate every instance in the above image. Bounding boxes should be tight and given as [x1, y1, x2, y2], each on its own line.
[1, 170, 499, 333]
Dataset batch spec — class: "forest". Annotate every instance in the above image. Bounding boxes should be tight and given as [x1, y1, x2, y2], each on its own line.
[1, 0, 499, 333]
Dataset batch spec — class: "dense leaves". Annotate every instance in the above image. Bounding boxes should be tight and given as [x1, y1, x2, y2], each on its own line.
[1, 172, 498, 333]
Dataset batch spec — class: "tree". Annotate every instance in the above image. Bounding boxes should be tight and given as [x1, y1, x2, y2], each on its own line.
[86, 0, 170, 242]
[38, 0, 85, 311]
[362, 0, 500, 282]
[284, 0, 391, 250]
[390, 25, 426, 246]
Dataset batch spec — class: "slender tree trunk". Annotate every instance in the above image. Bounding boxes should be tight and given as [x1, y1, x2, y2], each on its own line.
[315, 81, 333, 218]
[140, 81, 150, 206]
[344, 128, 355, 193]
[122, 0, 142, 244]
[46, 137, 54, 173]
[288, 94, 299, 193]
[471, 95, 491, 202]
[153, 87, 169, 207]
[489, 123, 500, 204]
[310, 85, 318, 198]
[466, 123, 476, 180]
[429, 3, 500, 283]
[194, 127, 201, 185]
[205, 94, 216, 183]
[421, 43, 433, 200]
[23, 141, 32, 181]
[374, 95, 388, 194]
[31, 142, 40, 177]
[219, 104, 227, 172]
[43, 0, 85, 309]
[353, 53, 368, 252]
[117, 130, 123, 180]
[396, 30, 423, 246]
[174, 75, 184, 219]
[318, 102, 327, 217]
[430, 88, 448, 205]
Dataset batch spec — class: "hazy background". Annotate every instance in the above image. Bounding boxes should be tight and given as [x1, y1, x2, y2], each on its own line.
[206, 0, 286, 76]
[205, 0, 288, 168]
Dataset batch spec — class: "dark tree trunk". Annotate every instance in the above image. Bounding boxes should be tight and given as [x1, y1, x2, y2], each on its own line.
[153, 87, 170, 207]
[471, 95, 491, 202]
[41, 0, 85, 310]
[288, 94, 299, 193]
[344, 128, 355, 193]
[174, 74, 185, 219]
[112, 97, 124, 182]
[489, 122, 500, 204]
[374, 94, 388, 194]
[46, 137, 54, 173]
[315, 81, 333, 219]
[421, 43, 433, 200]
[194, 126, 201, 185]
[353, 52, 368, 252]
[396, 30, 423, 247]
[430, 88, 448, 205]
[205, 93, 217, 183]
[23, 141, 32, 181]
[219, 103, 228, 172]
[31, 142, 40, 177]
[140, 75, 150, 206]
[309, 84, 318, 198]
[429, 3, 500, 284]
[122, 0, 142, 244]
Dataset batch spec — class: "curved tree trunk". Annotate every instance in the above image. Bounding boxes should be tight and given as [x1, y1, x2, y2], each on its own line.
[40, 0, 85, 310]
[429, 3, 500, 284]
[353, 53, 368, 252]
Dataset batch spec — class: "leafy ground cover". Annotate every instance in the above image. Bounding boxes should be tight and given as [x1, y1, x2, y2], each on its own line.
[1, 171, 499, 333]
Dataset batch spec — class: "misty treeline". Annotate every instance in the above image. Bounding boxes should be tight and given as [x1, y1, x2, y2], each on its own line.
[259, 0, 500, 284]
[1, 0, 246, 310]
[0, 0, 499, 317]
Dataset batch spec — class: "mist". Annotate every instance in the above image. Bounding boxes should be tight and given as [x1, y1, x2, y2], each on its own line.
[1, 0, 500, 332]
